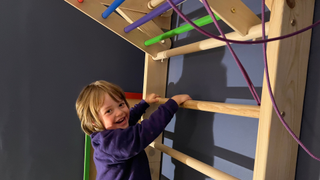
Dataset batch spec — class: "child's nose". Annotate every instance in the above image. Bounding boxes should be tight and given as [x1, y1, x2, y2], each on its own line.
[115, 108, 124, 116]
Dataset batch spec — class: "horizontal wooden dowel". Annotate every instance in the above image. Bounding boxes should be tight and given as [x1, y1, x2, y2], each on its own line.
[157, 98, 260, 118]
[148, 0, 166, 9]
[124, 0, 184, 33]
[149, 142, 240, 180]
[153, 22, 269, 60]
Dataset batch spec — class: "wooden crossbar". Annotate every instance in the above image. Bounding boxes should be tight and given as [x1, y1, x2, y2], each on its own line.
[157, 98, 260, 118]
[153, 22, 269, 60]
[149, 141, 240, 180]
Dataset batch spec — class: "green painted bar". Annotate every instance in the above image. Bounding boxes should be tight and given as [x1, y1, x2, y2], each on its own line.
[145, 14, 220, 46]
[84, 134, 91, 180]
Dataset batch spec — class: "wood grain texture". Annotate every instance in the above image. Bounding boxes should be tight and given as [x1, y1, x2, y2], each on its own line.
[153, 22, 269, 60]
[149, 0, 166, 8]
[253, 0, 315, 179]
[200, 0, 261, 36]
[153, 15, 172, 30]
[157, 98, 260, 118]
[142, 54, 169, 180]
[150, 142, 240, 180]
[265, 0, 274, 11]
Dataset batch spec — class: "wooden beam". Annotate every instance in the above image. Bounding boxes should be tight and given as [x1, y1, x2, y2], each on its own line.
[153, 15, 172, 30]
[265, 0, 273, 11]
[253, 0, 315, 179]
[65, 0, 168, 58]
[157, 98, 260, 118]
[142, 54, 169, 180]
[98, 0, 151, 13]
[200, 0, 261, 36]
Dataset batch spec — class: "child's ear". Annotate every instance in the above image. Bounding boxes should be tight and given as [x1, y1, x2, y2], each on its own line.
[92, 121, 96, 126]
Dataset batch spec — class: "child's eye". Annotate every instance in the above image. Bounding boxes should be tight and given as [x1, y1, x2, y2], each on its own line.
[105, 109, 111, 114]
[119, 103, 125, 107]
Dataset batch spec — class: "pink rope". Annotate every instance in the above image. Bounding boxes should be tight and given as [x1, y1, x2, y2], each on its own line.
[166, 0, 320, 161]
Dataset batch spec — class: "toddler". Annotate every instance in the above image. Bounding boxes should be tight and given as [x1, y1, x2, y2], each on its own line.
[76, 80, 191, 180]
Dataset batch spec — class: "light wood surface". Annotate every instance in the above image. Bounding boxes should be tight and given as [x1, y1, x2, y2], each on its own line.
[157, 98, 260, 118]
[265, 0, 273, 11]
[148, 0, 166, 9]
[149, 142, 240, 180]
[142, 54, 169, 180]
[153, 22, 269, 60]
[200, 0, 261, 36]
[253, 0, 315, 179]
[65, 0, 168, 58]
[153, 15, 172, 30]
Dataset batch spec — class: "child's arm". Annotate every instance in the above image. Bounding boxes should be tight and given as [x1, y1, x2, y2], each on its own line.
[128, 100, 149, 125]
[98, 94, 191, 161]
[129, 93, 161, 125]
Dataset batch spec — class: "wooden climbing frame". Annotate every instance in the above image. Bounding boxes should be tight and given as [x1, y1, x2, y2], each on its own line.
[65, 0, 316, 179]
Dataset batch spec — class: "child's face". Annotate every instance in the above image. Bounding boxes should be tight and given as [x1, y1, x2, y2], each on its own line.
[98, 93, 130, 130]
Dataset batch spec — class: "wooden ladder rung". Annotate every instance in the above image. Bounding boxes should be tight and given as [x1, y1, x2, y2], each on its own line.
[152, 22, 269, 60]
[157, 98, 260, 118]
[149, 141, 240, 180]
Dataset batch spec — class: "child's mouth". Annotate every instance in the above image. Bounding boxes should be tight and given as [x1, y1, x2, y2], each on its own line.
[116, 118, 125, 124]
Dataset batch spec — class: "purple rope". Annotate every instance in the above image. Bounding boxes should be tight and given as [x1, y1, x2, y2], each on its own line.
[166, 0, 320, 45]
[124, 0, 184, 33]
[166, 0, 261, 105]
[201, 0, 260, 105]
[167, 0, 320, 161]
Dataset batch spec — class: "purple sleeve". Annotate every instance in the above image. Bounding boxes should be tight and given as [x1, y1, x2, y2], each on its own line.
[99, 99, 178, 161]
[129, 100, 149, 126]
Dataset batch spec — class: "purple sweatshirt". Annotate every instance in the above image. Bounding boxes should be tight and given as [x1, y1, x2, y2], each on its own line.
[90, 99, 178, 180]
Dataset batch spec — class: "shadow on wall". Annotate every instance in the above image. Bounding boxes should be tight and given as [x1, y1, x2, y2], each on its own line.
[162, 4, 262, 180]
[165, 48, 258, 180]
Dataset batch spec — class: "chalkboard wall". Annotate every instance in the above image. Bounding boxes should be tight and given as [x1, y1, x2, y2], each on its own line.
[0, 1, 144, 180]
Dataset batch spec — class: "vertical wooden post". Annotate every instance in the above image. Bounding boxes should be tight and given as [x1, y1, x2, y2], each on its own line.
[142, 54, 169, 180]
[253, 0, 315, 179]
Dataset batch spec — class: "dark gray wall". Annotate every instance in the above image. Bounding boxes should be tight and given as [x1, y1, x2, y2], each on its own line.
[161, 1, 320, 180]
[0, 1, 144, 180]
[295, 1, 320, 179]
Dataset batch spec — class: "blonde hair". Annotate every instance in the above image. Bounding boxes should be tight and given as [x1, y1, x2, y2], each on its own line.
[75, 80, 129, 135]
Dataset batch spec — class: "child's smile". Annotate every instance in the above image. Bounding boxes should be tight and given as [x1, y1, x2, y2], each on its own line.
[98, 93, 130, 130]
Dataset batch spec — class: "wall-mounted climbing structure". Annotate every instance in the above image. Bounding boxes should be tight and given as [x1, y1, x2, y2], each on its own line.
[65, 0, 316, 179]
